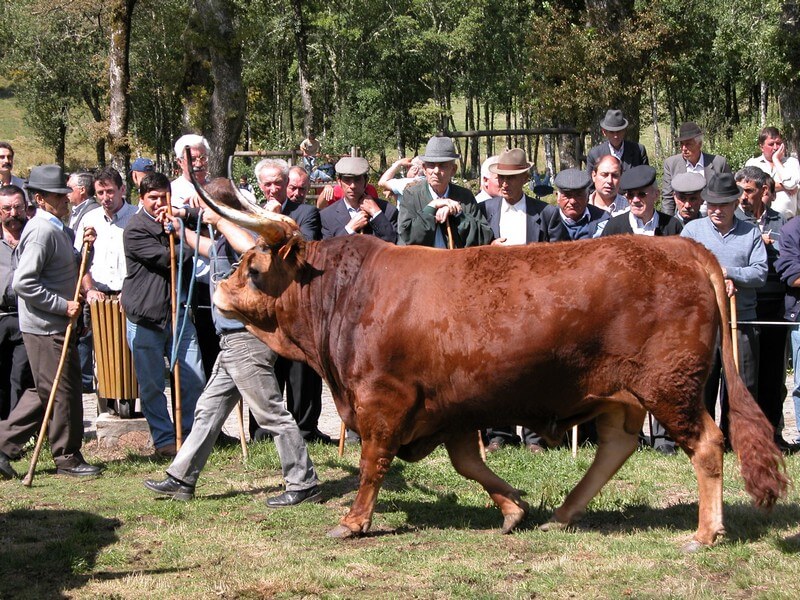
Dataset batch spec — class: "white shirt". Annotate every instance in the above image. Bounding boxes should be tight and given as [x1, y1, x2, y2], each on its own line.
[745, 154, 800, 219]
[74, 202, 137, 291]
[685, 154, 705, 174]
[609, 142, 624, 161]
[170, 176, 197, 208]
[498, 197, 527, 246]
[589, 191, 629, 216]
[628, 210, 659, 236]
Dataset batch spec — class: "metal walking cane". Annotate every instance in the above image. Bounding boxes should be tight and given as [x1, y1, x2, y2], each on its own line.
[22, 243, 91, 487]
[165, 192, 184, 450]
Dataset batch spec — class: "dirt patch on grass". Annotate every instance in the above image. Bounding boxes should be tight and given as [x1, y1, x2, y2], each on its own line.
[83, 431, 153, 461]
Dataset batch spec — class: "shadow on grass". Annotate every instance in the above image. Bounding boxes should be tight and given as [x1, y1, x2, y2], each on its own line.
[317, 458, 800, 545]
[0, 508, 194, 598]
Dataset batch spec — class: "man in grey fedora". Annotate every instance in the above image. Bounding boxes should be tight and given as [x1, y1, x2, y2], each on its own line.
[0, 165, 103, 479]
[661, 121, 731, 216]
[585, 109, 649, 176]
[398, 136, 492, 248]
[681, 172, 766, 445]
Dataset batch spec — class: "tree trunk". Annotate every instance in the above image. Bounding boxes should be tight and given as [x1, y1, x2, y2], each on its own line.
[193, 0, 246, 178]
[543, 134, 555, 177]
[650, 84, 663, 162]
[760, 81, 769, 128]
[290, 0, 314, 134]
[56, 118, 67, 168]
[108, 0, 137, 178]
[778, 0, 800, 152]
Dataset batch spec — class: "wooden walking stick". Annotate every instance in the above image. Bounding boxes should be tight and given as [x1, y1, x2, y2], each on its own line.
[22, 243, 91, 487]
[165, 192, 184, 450]
[338, 421, 346, 457]
[730, 294, 740, 371]
[444, 216, 488, 461]
[237, 400, 248, 462]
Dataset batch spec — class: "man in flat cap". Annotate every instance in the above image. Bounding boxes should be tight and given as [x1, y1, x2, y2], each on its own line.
[588, 155, 629, 215]
[602, 165, 682, 237]
[398, 136, 492, 248]
[745, 126, 800, 219]
[681, 173, 767, 445]
[321, 157, 397, 242]
[662, 122, 731, 216]
[0, 165, 102, 478]
[585, 109, 649, 176]
[478, 149, 568, 453]
[734, 166, 789, 446]
[553, 168, 609, 240]
[671, 172, 706, 225]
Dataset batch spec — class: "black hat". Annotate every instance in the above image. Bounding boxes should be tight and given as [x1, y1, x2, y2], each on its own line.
[25, 165, 72, 194]
[677, 122, 703, 142]
[553, 169, 591, 191]
[600, 109, 628, 132]
[701, 173, 741, 204]
[619, 165, 657, 191]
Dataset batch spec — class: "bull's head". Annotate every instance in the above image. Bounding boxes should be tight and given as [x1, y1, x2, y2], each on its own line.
[189, 159, 308, 345]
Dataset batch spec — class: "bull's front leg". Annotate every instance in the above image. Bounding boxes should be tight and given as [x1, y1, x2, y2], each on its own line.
[445, 431, 529, 533]
[328, 437, 397, 538]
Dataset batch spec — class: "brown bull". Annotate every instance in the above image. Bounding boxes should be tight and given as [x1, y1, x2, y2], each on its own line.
[197, 183, 787, 549]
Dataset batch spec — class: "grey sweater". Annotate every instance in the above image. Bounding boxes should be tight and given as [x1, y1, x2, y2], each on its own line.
[680, 216, 767, 320]
[12, 211, 81, 335]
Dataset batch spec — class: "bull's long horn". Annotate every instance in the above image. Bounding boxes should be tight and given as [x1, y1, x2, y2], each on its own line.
[186, 148, 297, 245]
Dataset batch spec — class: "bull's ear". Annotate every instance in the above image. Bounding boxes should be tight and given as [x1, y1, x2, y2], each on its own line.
[275, 233, 307, 268]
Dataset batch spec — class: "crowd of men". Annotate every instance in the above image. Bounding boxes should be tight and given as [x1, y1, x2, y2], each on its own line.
[1, 109, 799, 500]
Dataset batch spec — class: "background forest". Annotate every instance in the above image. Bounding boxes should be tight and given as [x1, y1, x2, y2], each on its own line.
[0, 0, 798, 181]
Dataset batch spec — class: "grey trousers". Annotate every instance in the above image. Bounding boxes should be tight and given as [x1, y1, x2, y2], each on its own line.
[167, 331, 318, 490]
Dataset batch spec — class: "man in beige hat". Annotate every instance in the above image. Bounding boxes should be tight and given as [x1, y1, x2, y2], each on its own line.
[321, 157, 397, 242]
[479, 148, 568, 452]
[398, 136, 491, 247]
[661, 122, 731, 216]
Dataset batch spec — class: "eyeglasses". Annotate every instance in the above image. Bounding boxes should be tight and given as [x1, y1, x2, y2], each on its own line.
[184, 154, 208, 165]
[623, 189, 649, 200]
[0, 204, 25, 214]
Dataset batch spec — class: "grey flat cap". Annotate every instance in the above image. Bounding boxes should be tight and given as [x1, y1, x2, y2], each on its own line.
[619, 165, 657, 191]
[419, 136, 460, 163]
[553, 168, 591, 191]
[335, 157, 369, 177]
[672, 172, 706, 194]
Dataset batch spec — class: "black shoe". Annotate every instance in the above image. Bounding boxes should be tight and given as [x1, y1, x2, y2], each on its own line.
[215, 432, 241, 448]
[305, 430, 335, 446]
[654, 445, 677, 456]
[775, 437, 800, 454]
[143, 475, 195, 500]
[0, 451, 17, 480]
[265, 486, 322, 508]
[56, 462, 103, 477]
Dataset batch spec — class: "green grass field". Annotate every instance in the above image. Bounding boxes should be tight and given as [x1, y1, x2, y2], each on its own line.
[1, 441, 799, 598]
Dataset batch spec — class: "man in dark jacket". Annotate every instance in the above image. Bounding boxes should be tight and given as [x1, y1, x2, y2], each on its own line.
[121, 172, 206, 457]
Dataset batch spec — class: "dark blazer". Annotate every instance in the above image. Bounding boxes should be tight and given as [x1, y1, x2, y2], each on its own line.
[661, 152, 731, 215]
[601, 210, 683, 237]
[282, 199, 321, 241]
[480, 195, 569, 243]
[556, 204, 610, 240]
[586, 141, 649, 175]
[398, 181, 492, 247]
[321, 197, 398, 243]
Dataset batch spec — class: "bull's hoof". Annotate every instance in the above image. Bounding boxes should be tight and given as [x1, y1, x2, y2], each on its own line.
[539, 519, 569, 533]
[327, 525, 357, 539]
[680, 540, 706, 554]
[501, 510, 526, 534]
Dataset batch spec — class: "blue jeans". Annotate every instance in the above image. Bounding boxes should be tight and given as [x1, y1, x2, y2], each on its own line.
[168, 331, 317, 490]
[126, 317, 205, 449]
[790, 325, 800, 442]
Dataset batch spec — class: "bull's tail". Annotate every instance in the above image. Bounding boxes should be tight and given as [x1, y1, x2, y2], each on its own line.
[707, 257, 787, 508]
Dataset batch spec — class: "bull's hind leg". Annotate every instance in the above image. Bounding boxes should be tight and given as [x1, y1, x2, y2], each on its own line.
[328, 438, 398, 539]
[542, 404, 644, 530]
[445, 431, 529, 533]
[650, 406, 725, 549]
